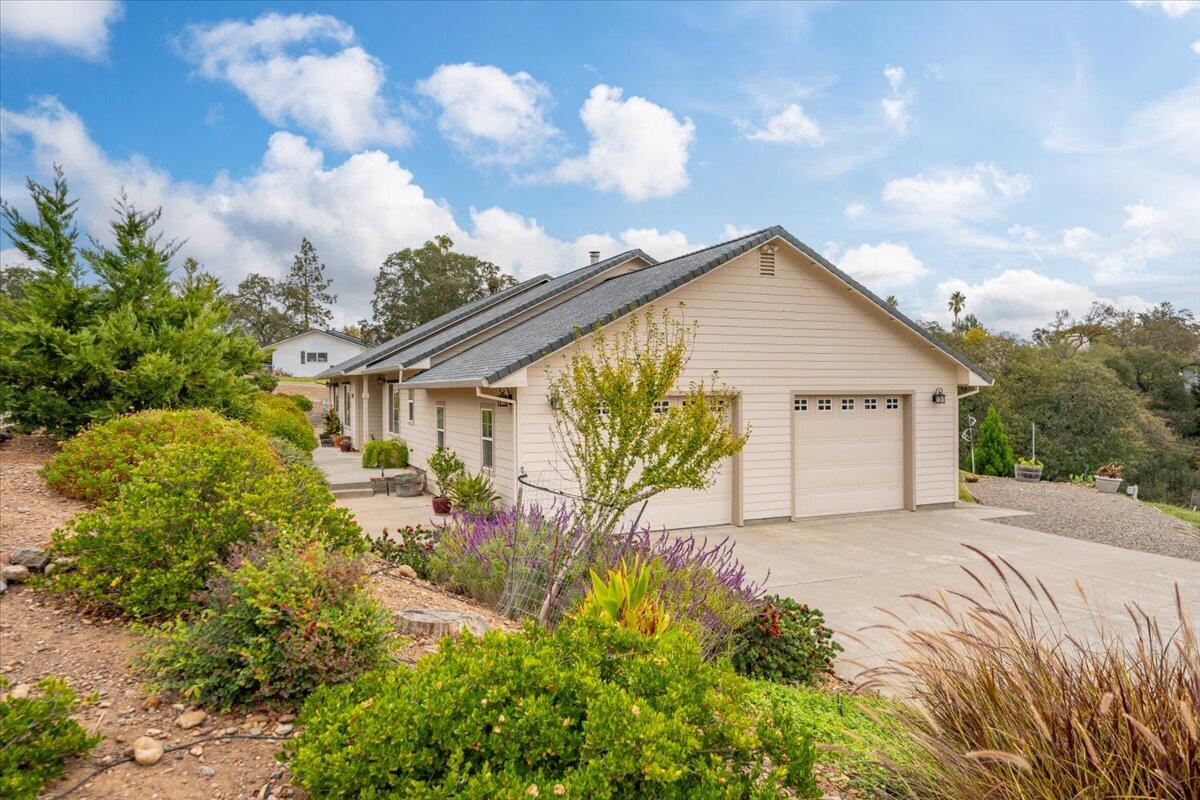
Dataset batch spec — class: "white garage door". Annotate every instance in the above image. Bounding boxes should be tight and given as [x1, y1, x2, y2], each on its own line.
[634, 397, 732, 531]
[793, 394, 904, 517]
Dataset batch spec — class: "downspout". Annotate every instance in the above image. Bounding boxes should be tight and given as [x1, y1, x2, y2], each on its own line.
[477, 388, 519, 502]
[957, 387, 980, 400]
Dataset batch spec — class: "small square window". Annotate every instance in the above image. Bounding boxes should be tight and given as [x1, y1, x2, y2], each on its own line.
[886, 397, 900, 410]
[841, 398, 855, 411]
[864, 398, 877, 410]
[817, 398, 832, 411]
[653, 399, 670, 414]
[793, 398, 808, 412]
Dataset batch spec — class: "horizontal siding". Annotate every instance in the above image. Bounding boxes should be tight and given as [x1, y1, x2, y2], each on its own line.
[516, 244, 960, 519]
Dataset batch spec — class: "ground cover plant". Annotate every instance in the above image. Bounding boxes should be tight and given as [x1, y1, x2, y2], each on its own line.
[49, 436, 361, 619]
[267, 434, 314, 468]
[249, 391, 318, 451]
[0, 676, 102, 800]
[286, 617, 820, 799]
[140, 530, 395, 709]
[1148, 501, 1200, 527]
[864, 551, 1199, 799]
[41, 408, 257, 503]
[285, 393, 314, 411]
[370, 524, 439, 578]
[731, 594, 841, 685]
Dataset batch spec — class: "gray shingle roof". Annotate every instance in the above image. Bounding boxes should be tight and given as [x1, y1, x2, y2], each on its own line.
[365, 250, 654, 372]
[267, 328, 369, 348]
[406, 225, 993, 386]
[315, 273, 551, 378]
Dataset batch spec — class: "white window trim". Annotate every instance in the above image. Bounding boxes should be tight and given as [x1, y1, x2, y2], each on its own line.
[435, 403, 446, 449]
[407, 389, 415, 424]
[480, 406, 494, 471]
[387, 384, 400, 434]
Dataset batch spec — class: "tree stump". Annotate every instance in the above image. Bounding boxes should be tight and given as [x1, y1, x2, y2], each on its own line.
[395, 609, 493, 638]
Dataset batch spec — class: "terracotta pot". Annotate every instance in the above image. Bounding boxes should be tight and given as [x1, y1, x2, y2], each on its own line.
[432, 496, 451, 515]
[338, 437, 354, 452]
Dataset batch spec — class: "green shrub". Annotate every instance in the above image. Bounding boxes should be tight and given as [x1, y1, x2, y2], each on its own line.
[1, 677, 102, 800]
[974, 406, 1014, 477]
[370, 525, 438, 578]
[252, 372, 280, 392]
[268, 435, 314, 468]
[360, 439, 408, 470]
[447, 470, 499, 514]
[50, 440, 362, 619]
[42, 409, 258, 503]
[731, 595, 841, 685]
[286, 619, 820, 799]
[286, 393, 314, 412]
[426, 525, 510, 605]
[141, 532, 395, 709]
[249, 392, 317, 452]
[427, 446, 464, 496]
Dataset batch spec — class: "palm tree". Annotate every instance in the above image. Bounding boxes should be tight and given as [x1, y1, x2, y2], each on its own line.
[947, 291, 966, 329]
[885, 294, 899, 308]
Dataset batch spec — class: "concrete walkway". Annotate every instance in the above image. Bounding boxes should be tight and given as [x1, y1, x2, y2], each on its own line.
[704, 504, 1199, 681]
[313, 445, 445, 535]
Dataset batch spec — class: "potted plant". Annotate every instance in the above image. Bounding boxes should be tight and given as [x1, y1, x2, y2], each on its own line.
[447, 471, 501, 516]
[1094, 463, 1123, 494]
[427, 446, 464, 514]
[320, 409, 341, 447]
[338, 434, 354, 453]
[1014, 456, 1043, 483]
[392, 466, 426, 497]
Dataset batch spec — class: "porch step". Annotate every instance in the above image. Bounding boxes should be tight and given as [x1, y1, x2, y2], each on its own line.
[332, 487, 374, 499]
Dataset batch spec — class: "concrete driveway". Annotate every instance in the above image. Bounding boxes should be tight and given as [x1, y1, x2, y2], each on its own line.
[708, 505, 1199, 681]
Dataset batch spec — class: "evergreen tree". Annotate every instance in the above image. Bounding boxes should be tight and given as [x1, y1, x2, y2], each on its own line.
[229, 273, 293, 345]
[975, 405, 1015, 477]
[0, 169, 265, 436]
[279, 237, 335, 331]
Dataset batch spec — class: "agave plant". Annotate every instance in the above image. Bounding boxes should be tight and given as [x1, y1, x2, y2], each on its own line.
[577, 558, 670, 637]
[447, 471, 500, 516]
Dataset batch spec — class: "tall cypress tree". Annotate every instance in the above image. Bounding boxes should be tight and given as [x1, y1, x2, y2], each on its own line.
[975, 405, 1015, 477]
[279, 237, 336, 332]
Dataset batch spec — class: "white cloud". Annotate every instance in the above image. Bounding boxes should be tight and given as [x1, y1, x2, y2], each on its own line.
[0, 0, 123, 61]
[882, 163, 1031, 222]
[736, 103, 823, 146]
[0, 97, 704, 321]
[1055, 204, 1183, 285]
[843, 202, 867, 219]
[930, 269, 1151, 335]
[722, 224, 757, 239]
[1127, 0, 1199, 16]
[416, 63, 560, 165]
[836, 241, 928, 289]
[881, 65, 913, 133]
[176, 12, 408, 151]
[553, 85, 696, 201]
[1193, 40, 1200, 53]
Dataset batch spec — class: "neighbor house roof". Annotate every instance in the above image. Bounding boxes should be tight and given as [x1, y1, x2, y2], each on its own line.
[266, 328, 370, 348]
[316, 273, 551, 379]
[405, 225, 993, 387]
[366, 250, 655, 373]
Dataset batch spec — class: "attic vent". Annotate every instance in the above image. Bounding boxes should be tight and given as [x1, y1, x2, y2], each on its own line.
[759, 245, 776, 277]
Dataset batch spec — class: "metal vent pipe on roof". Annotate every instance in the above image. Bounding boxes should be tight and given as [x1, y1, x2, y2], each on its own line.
[589, 251, 600, 264]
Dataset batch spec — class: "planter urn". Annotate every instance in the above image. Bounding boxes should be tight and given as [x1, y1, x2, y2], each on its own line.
[432, 496, 452, 515]
[338, 436, 354, 452]
[393, 468, 425, 498]
[1014, 464, 1043, 483]
[1094, 475, 1122, 494]
[319, 434, 334, 447]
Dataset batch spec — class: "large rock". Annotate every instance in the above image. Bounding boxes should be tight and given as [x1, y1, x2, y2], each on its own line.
[10, 547, 49, 571]
[1, 564, 30, 583]
[175, 709, 207, 729]
[133, 736, 164, 766]
[395, 609, 494, 638]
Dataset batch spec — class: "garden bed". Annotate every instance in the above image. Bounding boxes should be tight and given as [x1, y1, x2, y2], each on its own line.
[970, 475, 1200, 561]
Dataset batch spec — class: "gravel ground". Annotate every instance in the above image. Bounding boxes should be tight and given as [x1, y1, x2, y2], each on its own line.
[968, 476, 1200, 562]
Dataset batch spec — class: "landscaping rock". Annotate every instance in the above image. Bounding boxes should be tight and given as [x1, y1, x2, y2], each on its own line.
[395, 608, 494, 638]
[44, 557, 76, 576]
[273, 723, 294, 737]
[133, 736, 164, 766]
[394, 564, 418, 579]
[7, 683, 31, 700]
[175, 709, 207, 729]
[10, 547, 49, 571]
[200, 765, 216, 777]
[0, 564, 30, 583]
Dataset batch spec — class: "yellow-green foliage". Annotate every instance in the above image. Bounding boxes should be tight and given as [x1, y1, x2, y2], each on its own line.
[577, 558, 670, 636]
[249, 392, 318, 451]
[360, 439, 407, 469]
[42, 409, 258, 503]
[287, 618, 820, 799]
[1, 677, 102, 800]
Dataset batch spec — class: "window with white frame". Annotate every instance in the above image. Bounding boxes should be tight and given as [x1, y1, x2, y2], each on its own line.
[817, 398, 832, 411]
[864, 397, 878, 410]
[480, 408, 494, 470]
[301, 351, 328, 364]
[886, 397, 900, 410]
[841, 398, 855, 411]
[407, 389, 415, 423]
[435, 404, 445, 449]
[653, 399, 670, 414]
[388, 384, 399, 433]
[793, 397, 808, 412]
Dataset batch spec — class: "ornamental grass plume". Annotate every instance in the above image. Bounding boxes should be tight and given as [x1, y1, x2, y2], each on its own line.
[860, 545, 1199, 799]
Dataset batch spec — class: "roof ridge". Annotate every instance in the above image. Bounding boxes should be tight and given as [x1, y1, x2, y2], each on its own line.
[641, 226, 778, 271]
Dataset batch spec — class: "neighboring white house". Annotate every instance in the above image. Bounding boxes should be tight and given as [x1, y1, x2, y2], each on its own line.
[267, 329, 368, 378]
[319, 226, 992, 530]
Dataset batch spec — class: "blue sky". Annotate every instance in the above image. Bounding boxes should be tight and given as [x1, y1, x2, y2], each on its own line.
[1, 0, 1197, 332]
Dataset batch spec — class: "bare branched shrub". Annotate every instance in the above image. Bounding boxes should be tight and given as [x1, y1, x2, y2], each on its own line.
[862, 546, 1198, 799]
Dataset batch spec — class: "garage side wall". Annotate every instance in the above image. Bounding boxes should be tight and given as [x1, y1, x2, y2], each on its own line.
[516, 244, 962, 519]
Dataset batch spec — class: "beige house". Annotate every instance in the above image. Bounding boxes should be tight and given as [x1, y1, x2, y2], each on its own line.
[320, 226, 991, 530]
